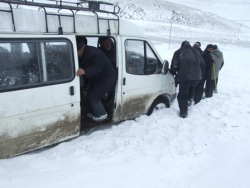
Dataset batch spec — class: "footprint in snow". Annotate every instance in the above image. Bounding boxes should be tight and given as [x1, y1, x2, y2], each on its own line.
[209, 109, 221, 119]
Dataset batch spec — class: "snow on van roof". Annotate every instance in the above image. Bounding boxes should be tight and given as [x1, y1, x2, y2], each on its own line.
[0, 0, 145, 38]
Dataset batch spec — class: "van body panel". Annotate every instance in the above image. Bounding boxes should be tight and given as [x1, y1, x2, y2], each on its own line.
[161, 72, 176, 100]
[120, 36, 165, 120]
[119, 19, 146, 38]
[143, 38, 176, 103]
[0, 104, 80, 158]
[0, 84, 80, 118]
[0, 35, 81, 158]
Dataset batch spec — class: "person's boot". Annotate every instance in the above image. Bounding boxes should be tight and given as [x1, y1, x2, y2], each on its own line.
[92, 113, 108, 122]
[180, 111, 187, 118]
[87, 113, 108, 122]
[188, 99, 193, 107]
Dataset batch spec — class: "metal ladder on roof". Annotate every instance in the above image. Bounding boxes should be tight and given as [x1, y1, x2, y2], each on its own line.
[0, 0, 120, 34]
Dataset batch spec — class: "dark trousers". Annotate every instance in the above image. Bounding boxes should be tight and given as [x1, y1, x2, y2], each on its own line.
[178, 80, 199, 114]
[205, 80, 214, 98]
[194, 77, 206, 104]
[89, 98, 107, 117]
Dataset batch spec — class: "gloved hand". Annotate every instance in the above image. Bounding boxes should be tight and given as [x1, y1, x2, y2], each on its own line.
[169, 69, 176, 75]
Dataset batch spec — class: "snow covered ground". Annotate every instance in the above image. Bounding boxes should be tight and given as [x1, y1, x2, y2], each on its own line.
[1, 0, 250, 188]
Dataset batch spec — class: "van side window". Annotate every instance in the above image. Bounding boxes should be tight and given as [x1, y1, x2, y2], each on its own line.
[125, 40, 162, 75]
[0, 40, 73, 92]
[44, 42, 73, 81]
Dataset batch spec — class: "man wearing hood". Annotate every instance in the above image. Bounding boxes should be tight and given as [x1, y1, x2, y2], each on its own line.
[170, 40, 205, 118]
[210, 45, 224, 93]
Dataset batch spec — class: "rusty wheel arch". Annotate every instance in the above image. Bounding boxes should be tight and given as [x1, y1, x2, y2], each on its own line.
[146, 94, 170, 115]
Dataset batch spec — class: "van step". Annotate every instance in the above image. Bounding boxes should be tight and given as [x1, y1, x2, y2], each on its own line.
[81, 117, 112, 133]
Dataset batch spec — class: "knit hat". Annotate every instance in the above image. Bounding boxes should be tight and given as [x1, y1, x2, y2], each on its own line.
[193, 43, 200, 50]
[206, 44, 214, 49]
[181, 40, 191, 47]
[196, 41, 201, 47]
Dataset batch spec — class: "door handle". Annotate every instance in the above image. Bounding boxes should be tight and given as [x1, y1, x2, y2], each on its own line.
[123, 77, 126, 85]
[69, 86, 74, 96]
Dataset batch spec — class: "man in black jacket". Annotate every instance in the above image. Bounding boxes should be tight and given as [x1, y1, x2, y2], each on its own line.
[76, 38, 117, 122]
[194, 44, 214, 103]
[170, 40, 205, 118]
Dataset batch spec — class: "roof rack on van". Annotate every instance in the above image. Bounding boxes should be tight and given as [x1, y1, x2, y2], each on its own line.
[0, 0, 120, 34]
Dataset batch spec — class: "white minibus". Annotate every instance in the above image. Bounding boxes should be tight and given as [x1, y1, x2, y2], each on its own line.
[0, 0, 176, 158]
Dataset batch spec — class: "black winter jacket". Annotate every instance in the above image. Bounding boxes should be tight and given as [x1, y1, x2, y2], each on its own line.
[201, 49, 214, 80]
[170, 43, 205, 83]
[79, 46, 117, 100]
[99, 47, 116, 70]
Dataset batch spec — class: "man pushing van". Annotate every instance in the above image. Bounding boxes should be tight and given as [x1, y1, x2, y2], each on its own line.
[76, 37, 117, 122]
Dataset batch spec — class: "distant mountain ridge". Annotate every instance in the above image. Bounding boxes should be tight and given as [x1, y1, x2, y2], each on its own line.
[107, 0, 246, 32]
[106, 0, 249, 47]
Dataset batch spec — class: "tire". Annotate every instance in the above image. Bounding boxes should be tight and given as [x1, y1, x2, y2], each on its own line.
[146, 97, 169, 116]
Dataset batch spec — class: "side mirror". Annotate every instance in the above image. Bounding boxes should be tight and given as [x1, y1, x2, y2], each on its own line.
[162, 60, 169, 75]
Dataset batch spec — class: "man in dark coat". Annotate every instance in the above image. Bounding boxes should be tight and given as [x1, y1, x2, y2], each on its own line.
[194, 44, 214, 103]
[76, 38, 117, 122]
[98, 37, 116, 69]
[170, 40, 205, 118]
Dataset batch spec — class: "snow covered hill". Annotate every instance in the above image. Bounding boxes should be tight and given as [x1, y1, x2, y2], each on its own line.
[114, 0, 241, 30]
[109, 0, 250, 28]
[106, 0, 250, 48]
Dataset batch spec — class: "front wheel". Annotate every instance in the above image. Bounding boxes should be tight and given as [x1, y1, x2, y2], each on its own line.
[146, 97, 169, 115]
